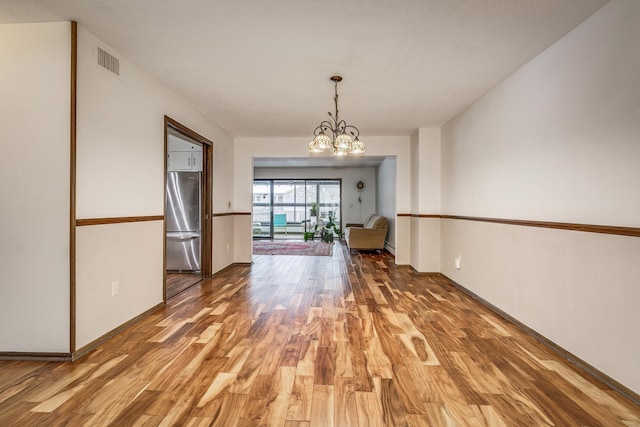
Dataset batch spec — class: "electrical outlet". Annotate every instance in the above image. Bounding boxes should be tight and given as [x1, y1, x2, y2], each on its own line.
[226, 243, 230, 251]
[111, 281, 119, 296]
[454, 257, 461, 270]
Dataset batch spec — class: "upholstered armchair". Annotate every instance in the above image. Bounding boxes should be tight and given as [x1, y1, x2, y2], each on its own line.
[345, 214, 389, 251]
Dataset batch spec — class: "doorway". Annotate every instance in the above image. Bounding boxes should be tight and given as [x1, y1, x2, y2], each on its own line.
[164, 117, 213, 299]
[252, 179, 342, 240]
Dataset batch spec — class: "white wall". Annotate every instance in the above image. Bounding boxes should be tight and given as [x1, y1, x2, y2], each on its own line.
[409, 128, 441, 272]
[442, 1, 640, 227]
[254, 167, 377, 227]
[76, 222, 163, 347]
[0, 21, 236, 353]
[375, 158, 397, 253]
[409, 130, 420, 268]
[75, 26, 234, 349]
[441, 0, 640, 394]
[235, 136, 411, 263]
[213, 215, 235, 272]
[0, 22, 71, 352]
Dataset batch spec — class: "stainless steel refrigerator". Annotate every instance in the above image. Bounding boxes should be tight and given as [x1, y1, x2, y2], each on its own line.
[166, 171, 201, 272]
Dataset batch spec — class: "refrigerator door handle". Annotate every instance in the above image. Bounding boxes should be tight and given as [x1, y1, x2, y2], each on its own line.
[167, 235, 199, 241]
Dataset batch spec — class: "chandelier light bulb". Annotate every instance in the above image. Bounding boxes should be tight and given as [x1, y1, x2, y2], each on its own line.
[351, 137, 365, 154]
[333, 146, 349, 156]
[335, 131, 352, 150]
[309, 140, 323, 153]
[314, 131, 332, 150]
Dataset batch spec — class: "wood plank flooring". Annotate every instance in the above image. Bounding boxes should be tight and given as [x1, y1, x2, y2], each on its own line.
[166, 272, 203, 299]
[1, 243, 639, 426]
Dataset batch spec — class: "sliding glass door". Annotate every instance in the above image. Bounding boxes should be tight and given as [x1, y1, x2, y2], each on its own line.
[306, 180, 341, 230]
[252, 181, 271, 238]
[272, 180, 304, 238]
[252, 179, 341, 239]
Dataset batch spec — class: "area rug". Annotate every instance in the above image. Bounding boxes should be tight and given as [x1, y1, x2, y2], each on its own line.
[253, 240, 333, 256]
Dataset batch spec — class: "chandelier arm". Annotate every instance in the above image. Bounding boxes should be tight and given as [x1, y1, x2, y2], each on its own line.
[343, 125, 360, 137]
[326, 110, 339, 130]
[336, 119, 348, 133]
[314, 121, 337, 136]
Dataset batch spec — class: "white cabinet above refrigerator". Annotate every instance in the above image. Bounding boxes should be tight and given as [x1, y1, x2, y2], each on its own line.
[168, 150, 202, 171]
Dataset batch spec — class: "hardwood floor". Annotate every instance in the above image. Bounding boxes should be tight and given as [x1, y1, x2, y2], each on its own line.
[1, 243, 639, 426]
[166, 272, 203, 299]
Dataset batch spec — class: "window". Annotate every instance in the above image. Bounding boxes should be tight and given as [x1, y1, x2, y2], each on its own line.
[252, 179, 341, 239]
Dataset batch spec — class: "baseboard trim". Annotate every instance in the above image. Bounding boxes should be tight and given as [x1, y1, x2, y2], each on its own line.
[0, 352, 72, 362]
[213, 262, 253, 276]
[212, 263, 235, 275]
[72, 302, 165, 361]
[441, 274, 640, 407]
[1, 302, 167, 363]
[409, 266, 441, 276]
[384, 241, 395, 255]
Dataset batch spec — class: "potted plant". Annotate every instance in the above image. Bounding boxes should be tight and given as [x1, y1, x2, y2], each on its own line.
[309, 202, 319, 217]
[332, 224, 342, 240]
[320, 228, 334, 243]
[327, 212, 342, 239]
[304, 224, 318, 241]
[319, 213, 341, 242]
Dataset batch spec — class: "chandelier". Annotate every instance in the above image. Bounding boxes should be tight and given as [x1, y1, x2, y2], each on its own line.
[308, 76, 365, 156]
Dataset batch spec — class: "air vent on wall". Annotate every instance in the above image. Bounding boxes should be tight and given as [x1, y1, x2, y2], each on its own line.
[97, 46, 120, 76]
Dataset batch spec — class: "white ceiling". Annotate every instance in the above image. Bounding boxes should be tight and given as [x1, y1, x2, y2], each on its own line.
[2, 0, 607, 140]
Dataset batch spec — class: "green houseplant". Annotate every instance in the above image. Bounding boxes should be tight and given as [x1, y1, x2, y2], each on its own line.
[309, 202, 319, 217]
[319, 213, 341, 242]
[320, 224, 333, 242]
[304, 224, 318, 241]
